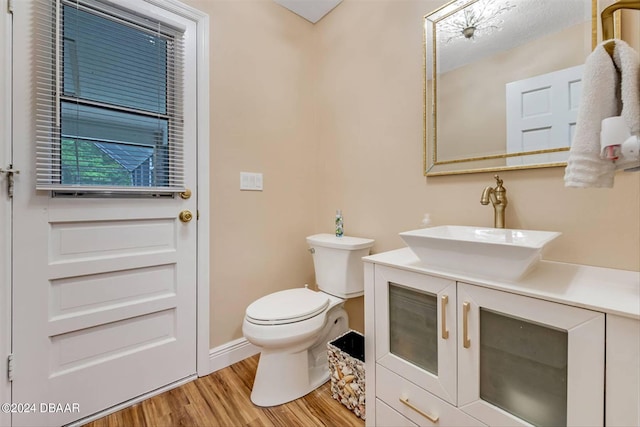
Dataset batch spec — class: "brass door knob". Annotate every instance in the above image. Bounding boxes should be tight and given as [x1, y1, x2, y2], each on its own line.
[179, 210, 193, 223]
[180, 189, 192, 200]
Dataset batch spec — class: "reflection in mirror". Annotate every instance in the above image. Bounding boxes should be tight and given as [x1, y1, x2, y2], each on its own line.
[424, 0, 595, 176]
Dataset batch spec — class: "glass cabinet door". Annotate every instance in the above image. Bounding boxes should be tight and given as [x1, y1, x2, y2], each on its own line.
[457, 282, 605, 427]
[388, 283, 438, 375]
[374, 265, 457, 404]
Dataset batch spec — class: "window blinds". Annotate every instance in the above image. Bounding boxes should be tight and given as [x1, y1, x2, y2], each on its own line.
[35, 0, 186, 193]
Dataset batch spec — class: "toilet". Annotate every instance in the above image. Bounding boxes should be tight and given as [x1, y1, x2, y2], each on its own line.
[242, 233, 374, 407]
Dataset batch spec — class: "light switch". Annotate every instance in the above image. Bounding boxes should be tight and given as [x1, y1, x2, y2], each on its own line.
[240, 172, 263, 191]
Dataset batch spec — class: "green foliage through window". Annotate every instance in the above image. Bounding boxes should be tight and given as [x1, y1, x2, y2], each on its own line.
[61, 139, 131, 186]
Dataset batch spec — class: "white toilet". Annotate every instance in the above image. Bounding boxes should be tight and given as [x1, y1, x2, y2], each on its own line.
[242, 233, 374, 407]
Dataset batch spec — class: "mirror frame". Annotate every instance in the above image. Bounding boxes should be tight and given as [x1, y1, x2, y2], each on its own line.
[423, 0, 597, 177]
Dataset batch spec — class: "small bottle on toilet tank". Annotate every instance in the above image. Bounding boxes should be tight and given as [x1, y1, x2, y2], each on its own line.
[335, 210, 344, 237]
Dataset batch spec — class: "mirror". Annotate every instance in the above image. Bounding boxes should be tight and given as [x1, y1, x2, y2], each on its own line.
[424, 0, 595, 176]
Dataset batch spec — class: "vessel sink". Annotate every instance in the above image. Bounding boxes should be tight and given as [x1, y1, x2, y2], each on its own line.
[399, 225, 561, 281]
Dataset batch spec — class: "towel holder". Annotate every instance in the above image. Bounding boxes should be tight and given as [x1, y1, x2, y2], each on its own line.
[601, 0, 640, 44]
[599, 1, 640, 172]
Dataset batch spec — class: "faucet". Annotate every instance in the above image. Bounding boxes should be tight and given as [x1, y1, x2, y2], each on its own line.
[480, 175, 508, 228]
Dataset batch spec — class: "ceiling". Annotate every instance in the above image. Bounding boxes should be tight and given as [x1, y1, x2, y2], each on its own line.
[273, 0, 342, 23]
[427, 0, 592, 74]
[271, 0, 592, 72]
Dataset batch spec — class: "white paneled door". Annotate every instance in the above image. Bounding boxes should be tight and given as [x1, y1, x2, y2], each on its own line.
[505, 65, 583, 166]
[10, 1, 199, 426]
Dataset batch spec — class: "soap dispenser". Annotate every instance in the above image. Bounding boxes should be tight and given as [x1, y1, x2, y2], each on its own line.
[335, 210, 344, 237]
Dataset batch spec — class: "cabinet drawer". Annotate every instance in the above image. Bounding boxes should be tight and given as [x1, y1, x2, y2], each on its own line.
[376, 364, 486, 427]
[376, 399, 418, 427]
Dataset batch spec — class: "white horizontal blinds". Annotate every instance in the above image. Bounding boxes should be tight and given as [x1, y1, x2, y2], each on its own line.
[34, 0, 60, 189]
[35, 0, 185, 192]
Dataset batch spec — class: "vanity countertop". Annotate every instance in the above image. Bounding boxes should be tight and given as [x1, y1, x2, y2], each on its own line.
[364, 248, 640, 320]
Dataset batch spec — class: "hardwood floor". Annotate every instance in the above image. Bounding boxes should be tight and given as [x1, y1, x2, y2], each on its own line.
[84, 355, 365, 427]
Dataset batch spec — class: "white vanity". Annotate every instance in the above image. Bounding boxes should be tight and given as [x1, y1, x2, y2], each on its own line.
[363, 247, 640, 427]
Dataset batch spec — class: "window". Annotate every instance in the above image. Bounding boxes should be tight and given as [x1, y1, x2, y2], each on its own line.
[35, 0, 185, 193]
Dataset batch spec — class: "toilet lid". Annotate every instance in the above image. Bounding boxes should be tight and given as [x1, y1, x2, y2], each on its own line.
[245, 288, 330, 325]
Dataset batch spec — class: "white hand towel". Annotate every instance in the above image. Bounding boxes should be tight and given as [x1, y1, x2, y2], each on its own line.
[564, 39, 640, 188]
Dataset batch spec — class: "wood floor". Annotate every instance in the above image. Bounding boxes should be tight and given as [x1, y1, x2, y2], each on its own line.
[84, 355, 365, 427]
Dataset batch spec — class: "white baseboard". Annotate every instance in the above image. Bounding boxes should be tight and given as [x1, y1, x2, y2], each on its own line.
[208, 337, 260, 374]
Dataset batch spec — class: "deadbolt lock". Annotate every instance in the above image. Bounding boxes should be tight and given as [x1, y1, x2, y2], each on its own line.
[179, 210, 193, 223]
[180, 188, 192, 200]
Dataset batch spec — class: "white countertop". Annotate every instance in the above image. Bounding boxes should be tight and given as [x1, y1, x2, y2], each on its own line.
[364, 248, 640, 320]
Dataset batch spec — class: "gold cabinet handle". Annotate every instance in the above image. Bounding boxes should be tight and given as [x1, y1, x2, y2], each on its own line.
[463, 301, 471, 349]
[441, 295, 449, 339]
[179, 210, 193, 223]
[399, 396, 439, 423]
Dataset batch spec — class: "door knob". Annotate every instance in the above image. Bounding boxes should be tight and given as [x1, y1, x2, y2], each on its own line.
[180, 188, 192, 200]
[179, 210, 193, 223]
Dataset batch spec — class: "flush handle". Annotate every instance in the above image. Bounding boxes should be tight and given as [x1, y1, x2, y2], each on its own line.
[179, 210, 193, 223]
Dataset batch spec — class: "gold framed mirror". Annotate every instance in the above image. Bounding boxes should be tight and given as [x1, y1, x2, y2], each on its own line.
[424, 0, 596, 176]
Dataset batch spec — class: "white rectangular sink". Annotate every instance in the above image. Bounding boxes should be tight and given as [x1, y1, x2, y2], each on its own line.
[399, 225, 561, 281]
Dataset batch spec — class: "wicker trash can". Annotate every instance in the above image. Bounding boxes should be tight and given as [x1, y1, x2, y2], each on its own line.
[327, 330, 366, 420]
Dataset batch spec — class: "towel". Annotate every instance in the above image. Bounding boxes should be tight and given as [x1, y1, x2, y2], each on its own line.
[564, 39, 640, 188]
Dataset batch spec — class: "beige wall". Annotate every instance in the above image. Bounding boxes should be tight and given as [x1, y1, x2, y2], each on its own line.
[315, 0, 640, 333]
[621, 9, 640, 52]
[183, 0, 319, 347]
[185, 0, 639, 348]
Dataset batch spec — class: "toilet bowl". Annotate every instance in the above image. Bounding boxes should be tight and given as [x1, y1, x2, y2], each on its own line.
[242, 234, 374, 407]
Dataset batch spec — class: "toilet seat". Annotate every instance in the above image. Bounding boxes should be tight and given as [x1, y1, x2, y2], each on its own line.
[245, 288, 330, 325]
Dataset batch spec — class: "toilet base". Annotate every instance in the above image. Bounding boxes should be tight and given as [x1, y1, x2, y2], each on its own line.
[249, 307, 348, 407]
[250, 349, 329, 407]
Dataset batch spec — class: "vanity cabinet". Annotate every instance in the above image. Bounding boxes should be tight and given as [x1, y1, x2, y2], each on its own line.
[364, 250, 638, 427]
[456, 282, 603, 426]
[605, 315, 640, 426]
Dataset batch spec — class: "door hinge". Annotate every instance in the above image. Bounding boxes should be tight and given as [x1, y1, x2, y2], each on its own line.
[7, 354, 13, 382]
[7, 0, 14, 14]
[0, 165, 20, 199]
[197, 210, 200, 220]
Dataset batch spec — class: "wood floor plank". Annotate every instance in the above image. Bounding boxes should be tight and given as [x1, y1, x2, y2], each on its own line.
[83, 355, 365, 427]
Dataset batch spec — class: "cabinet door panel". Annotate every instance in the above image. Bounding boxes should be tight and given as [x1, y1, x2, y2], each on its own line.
[457, 283, 604, 427]
[389, 283, 438, 374]
[374, 266, 457, 404]
[605, 315, 640, 427]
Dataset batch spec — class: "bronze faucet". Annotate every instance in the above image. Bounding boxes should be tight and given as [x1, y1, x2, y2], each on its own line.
[480, 175, 508, 228]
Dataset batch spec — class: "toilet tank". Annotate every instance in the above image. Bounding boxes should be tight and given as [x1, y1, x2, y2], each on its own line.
[306, 234, 375, 298]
